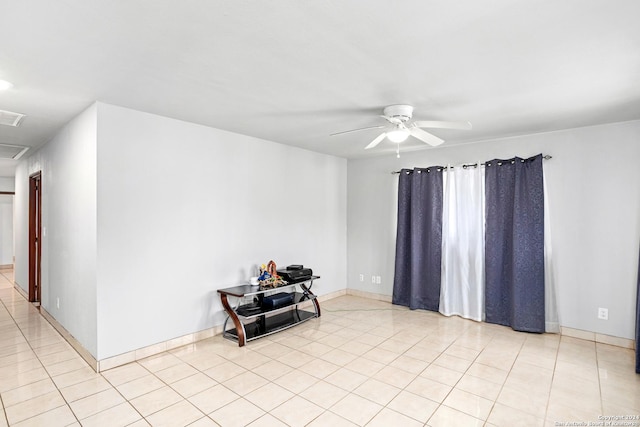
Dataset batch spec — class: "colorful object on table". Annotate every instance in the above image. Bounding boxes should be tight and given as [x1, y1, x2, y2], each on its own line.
[258, 260, 287, 289]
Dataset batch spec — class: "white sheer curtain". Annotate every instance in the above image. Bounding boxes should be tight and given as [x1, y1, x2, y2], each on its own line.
[439, 164, 485, 322]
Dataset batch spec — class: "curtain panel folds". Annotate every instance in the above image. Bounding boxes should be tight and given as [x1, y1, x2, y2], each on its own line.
[440, 164, 485, 322]
[392, 154, 548, 334]
[484, 154, 546, 332]
[392, 167, 444, 311]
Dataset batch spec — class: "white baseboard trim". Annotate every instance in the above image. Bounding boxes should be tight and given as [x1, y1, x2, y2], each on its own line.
[346, 288, 393, 303]
[97, 325, 225, 372]
[561, 326, 635, 349]
[13, 282, 28, 299]
[40, 308, 99, 372]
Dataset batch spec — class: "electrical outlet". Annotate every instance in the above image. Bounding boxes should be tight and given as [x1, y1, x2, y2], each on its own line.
[371, 275, 376, 284]
[375, 276, 381, 284]
[598, 307, 608, 320]
[56, 297, 60, 309]
[359, 274, 364, 282]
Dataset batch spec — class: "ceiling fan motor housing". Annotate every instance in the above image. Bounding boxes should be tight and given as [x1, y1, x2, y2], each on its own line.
[383, 104, 414, 122]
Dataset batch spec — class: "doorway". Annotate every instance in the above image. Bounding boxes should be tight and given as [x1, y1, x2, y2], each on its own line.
[0, 192, 14, 270]
[29, 171, 42, 304]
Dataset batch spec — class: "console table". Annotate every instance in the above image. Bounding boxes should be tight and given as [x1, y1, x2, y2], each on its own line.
[217, 276, 321, 346]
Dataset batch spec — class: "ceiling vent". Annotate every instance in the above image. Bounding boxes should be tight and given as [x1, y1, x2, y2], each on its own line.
[0, 143, 29, 160]
[0, 109, 26, 127]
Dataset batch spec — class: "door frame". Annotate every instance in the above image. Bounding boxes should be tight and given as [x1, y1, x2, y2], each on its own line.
[29, 171, 42, 303]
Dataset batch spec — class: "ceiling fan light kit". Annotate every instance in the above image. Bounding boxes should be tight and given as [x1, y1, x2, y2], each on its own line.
[331, 104, 471, 154]
[386, 126, 410, 143]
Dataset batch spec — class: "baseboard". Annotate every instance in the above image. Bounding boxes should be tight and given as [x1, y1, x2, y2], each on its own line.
[97, 325, 225, 372]
[344, 291, 635, 350]
[40, 308, 98, 372]
[346, 288, 393, 303]
[561, 326, 635, 349]
[13, 282, 28, 299]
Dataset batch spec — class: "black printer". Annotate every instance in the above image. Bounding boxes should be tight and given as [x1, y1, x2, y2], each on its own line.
[277, 265, 313, 283]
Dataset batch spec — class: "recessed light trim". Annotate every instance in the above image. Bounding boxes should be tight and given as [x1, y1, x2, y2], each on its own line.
[0, 143, 29, 160]
[0, 109, 26, 127]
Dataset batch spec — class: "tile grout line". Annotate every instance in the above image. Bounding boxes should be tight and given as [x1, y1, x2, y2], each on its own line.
[428, 324, 511, 427]
[544, 334, 563, 424]
[594, 341, 605, 417]
[0, 287, 81, 426]
[0, 273, 140, 426]
[0, 385, 7, 426]
[489, 334, 533, 424]
[421, 324, 475, 426]
[98, 361, 175, 425]
[282, 317, 484, 426]
[3, 288, 626, 426]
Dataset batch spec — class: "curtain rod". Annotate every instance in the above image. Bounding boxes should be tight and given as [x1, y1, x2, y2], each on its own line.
[391, 154, 552, 175]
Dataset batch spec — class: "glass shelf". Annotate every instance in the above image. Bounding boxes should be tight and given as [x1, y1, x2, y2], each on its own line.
[235, 292, 316, 319]
[217, 276, 321, 346]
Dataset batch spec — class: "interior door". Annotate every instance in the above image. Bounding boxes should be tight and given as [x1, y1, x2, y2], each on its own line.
[29, 172, 42, 304]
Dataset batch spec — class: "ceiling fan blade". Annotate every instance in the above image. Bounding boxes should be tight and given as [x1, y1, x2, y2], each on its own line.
[409, 126, 444, 146]
[413, 120, 472, 130]
[365, 132, 387, 149]
[330, 125, 385, 136]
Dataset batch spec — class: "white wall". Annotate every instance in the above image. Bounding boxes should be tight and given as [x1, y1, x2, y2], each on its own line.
[0, 177, 15, 192]
[95, 103, 347, 360]
[14, 104, 98, 356]
[347, 120, 640, 340]
[0, 195, 13, 265]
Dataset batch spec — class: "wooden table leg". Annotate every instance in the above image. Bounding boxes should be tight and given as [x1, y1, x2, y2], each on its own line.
[220, 294, 246, 346]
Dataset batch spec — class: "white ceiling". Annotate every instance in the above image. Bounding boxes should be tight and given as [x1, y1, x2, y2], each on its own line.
[1, 0, 639, 176]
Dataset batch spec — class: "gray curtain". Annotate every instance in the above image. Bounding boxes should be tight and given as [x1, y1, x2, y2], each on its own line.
[484, 154, 545, 333]
[636, 246, 640, 373]
[392, 167, 443, 311]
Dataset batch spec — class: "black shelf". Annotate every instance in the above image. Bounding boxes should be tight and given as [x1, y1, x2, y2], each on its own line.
[217, 276, 320, 298]
[225, 309, 317, 341]
[235, 292, 315, 319]
[218, 276, 321, 346]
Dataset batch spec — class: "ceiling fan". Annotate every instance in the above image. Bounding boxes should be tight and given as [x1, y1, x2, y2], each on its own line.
[331, 104, 472, 150]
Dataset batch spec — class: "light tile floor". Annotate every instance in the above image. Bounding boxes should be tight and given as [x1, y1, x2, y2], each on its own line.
[1, 269, 638, 426]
